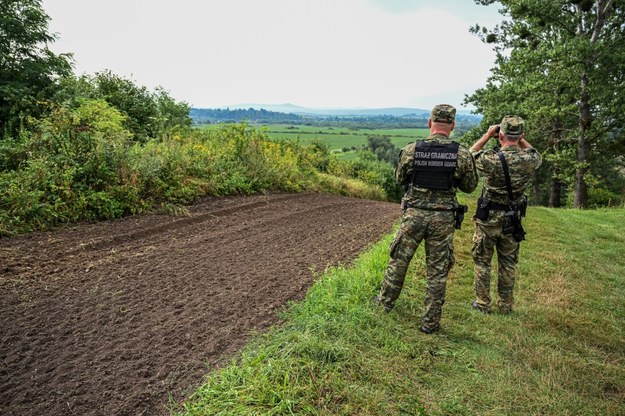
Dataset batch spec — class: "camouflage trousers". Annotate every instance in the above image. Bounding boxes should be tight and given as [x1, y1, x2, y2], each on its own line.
[377, 208, 455, 329]
[472, 221, 520, 313]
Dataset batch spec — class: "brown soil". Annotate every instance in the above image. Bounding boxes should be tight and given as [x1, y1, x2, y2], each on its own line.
[0, 192, 400, 416]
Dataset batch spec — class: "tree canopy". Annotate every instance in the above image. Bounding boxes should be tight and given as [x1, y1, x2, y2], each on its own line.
[466, 0, 625, 208]
[56, 71, 192, 142]
[0, 0, 72, 136]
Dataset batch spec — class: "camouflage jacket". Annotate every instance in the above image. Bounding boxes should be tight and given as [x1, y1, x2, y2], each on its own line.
[396, 133, 478, 210]
[472, 145, 542, 223]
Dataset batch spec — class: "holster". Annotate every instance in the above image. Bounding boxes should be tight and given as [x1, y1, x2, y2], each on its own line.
[475, 197, 490, 221]
[517, 197, 528, 217]
[454, 205, 469, 229]
[503, 210, 526, 242]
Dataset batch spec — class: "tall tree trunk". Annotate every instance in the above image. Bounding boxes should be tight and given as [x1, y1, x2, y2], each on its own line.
[532, 173, 542, 205]
[574, 73, 592, 208]
[549, 175, 562, 208]
[572, 1, 614, 208]
[548, 117, 564, 208]
[573, 135, 590, 208]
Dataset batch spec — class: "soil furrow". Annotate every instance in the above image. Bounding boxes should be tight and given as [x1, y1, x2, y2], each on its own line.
[0, 192, 400, 416]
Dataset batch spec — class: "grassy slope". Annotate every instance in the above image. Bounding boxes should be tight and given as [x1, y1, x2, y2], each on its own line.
[178, 197, 625, 416]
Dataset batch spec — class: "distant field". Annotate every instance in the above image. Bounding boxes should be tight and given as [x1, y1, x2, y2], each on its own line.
[260, 124, 428, 150]
[196, 123, 430, 159]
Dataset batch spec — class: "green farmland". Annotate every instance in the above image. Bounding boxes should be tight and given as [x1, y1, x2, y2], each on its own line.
[262, 124, 429, 159]
[198, 123, 430, 160]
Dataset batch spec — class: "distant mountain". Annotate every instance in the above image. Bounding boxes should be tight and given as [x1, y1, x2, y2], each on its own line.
[220, 103, 476, 117]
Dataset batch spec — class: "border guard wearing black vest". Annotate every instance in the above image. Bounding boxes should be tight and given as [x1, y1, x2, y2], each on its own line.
[374, 104, 478, 334]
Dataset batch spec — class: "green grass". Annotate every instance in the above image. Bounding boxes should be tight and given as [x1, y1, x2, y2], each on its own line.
[178, 200, 625, 416]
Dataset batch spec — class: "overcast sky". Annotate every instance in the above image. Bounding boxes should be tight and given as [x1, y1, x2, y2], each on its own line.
[43, 0, 502, 110]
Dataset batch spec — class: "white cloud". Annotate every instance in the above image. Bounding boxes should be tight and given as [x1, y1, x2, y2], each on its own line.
[44, 0, 499, 109]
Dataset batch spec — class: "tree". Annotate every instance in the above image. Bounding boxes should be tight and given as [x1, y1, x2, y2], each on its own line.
[153, 87, 192, 136]
[90, 70, 160, 142]
[366, 135, 399, 165]
[54, 71, 191, 142]
[0, 0, 72, 136]
[468, 0, 625, 208]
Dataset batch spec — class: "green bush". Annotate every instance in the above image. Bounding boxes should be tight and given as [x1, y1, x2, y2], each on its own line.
[326, 150, 402, 202]
[587, 187, 623, 208]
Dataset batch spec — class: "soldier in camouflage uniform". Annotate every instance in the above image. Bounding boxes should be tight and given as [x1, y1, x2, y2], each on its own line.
[374, 104, 478, 334]
[470, 116, 542, 314]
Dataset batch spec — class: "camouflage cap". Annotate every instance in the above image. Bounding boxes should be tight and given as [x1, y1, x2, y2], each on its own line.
[430, 104, 456, 124]
[500, 115, 524, 135]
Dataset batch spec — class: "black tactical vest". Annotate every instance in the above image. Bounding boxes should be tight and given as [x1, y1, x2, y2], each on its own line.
[411, 140, 460, 190]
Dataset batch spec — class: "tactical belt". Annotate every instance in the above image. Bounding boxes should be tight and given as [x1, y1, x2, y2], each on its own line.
[404, 204, 468, 230]
[474, 153, 528, 223]
[486, 201, 510, 211]
[404, 204, 455, 212]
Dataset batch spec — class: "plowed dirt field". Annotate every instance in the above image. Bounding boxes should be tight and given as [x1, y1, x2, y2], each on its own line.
[0, 193, 400, 415]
